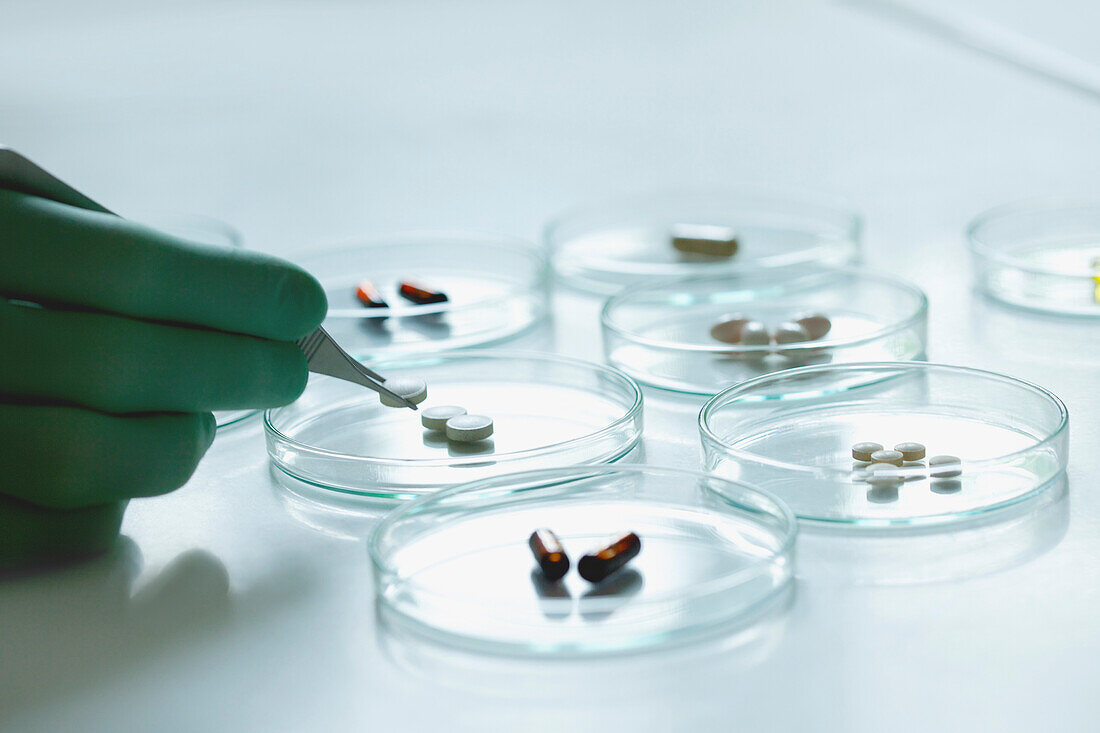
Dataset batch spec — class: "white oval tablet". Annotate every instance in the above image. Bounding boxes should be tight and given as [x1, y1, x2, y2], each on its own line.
[929, 455, 962, 478]
[421, 405, 466, 431]
[445, 414, 494, 442]
[740, 321, 770, 346]
[379, 377, 428, 407]
[774, 321, 811, 345]
[870, 449, 904, 467]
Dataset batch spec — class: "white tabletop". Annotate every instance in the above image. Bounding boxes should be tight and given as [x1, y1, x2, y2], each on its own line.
[3, 1, 1100, 730]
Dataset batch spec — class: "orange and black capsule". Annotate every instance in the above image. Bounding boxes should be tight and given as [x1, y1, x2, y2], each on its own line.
[528, 528, 570, 582]
[577, 532, 641, 583]
[355, 280, 389, 309]
[398, 280, 448, 305]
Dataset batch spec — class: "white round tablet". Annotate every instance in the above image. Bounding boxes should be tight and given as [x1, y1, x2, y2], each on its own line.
[929, 455, 962, 478]
[379, 377, 428, 407]
[421, 405, 466, 431]
[445, 414, 494, 442]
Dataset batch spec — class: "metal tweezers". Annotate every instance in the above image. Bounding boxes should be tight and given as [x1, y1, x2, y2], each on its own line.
[0, 146, 416, 410]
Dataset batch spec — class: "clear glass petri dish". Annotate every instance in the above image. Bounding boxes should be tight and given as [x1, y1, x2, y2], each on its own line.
[544, 187, 862, 294]
[699, 362, 1068, 529]
[126, 211, 255, 429]
[601, 267, 927, 394]
[265, 351, 643, 498]
[292, 232, 550, 354]
[369, 465, 796, 656]
[969, 199, 1100, 316]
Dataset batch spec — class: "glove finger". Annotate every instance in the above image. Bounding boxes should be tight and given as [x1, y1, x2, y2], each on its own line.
[0, 299, 308, 413]
[0, 496, 126, 572]
[0, 404, 216, 510]
[0, 190, 327, 340]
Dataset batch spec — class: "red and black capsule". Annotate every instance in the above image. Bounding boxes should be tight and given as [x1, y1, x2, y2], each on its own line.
[577, 532, 641, 583]
[355, 280, 389, 308]
[528, 528, 570, 582]
[398, 280, 449, 305]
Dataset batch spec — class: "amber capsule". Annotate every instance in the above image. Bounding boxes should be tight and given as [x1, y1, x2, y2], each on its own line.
[398, 281, 449, 305]
[355, 280, 389, 308]
[528, 529, 570, 582]
[577, 531, 641, 583]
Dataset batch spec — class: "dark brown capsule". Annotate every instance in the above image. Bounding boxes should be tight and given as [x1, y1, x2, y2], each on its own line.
[355, 279, 389, 308]
[398, 281, 448, 305]
[528, 528, 570, 582]
[577, 531, 641, 583]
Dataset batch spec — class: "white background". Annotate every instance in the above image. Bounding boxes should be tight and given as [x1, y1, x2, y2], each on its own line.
[2, 1, 1100, 730]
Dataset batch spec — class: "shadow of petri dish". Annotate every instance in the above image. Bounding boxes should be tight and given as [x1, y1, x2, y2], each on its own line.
[795, 474, 1069, 586]
[270, 466, 397, 541]
[373, 584, 793, 700]
[970, 296, 1100, 368]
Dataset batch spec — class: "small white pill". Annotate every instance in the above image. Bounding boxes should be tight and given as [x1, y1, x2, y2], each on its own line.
[379, 377, 428, 408]
[870, 449, 904, 467]
[894, 442, 926, 461]
[421, 405, 466, 431]
[740, 320, 770, 347]
[445, 414, 494, 442]
[709, 314, 751, 344]
[795, 313, 832, 341]
[774, 321, 811, 345]
[852, 442, 883, 462]
[929, 455, 962, 478]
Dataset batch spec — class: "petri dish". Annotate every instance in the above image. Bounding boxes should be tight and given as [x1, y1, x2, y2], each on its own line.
[601, 267, 927, 394]
[699, 362, 1068, 528]
[126, 211, 255, 430]
[369, 465, 796, 656]
[544, 187, 862, 294]
[969, 199, 1100, 316]
[264, 351, 643, 498]
[292, 232, 550, 354]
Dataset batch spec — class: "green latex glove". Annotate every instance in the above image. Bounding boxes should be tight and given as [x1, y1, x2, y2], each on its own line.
[0, 189, 327, 570]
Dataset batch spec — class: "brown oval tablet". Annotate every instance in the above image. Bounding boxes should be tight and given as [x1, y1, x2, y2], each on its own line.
[709, 314, 751, 344]
[795, 313, 832, 340]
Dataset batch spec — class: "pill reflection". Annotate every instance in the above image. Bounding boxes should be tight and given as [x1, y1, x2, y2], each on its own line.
[579, 569, 644, 622]
[529, 569, 571, 621]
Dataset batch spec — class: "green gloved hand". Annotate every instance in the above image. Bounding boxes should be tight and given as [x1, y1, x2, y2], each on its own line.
[0, 189, 327, 571]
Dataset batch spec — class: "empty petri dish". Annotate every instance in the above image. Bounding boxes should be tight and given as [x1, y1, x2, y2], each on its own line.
[699, 362, 1068, 528]
[969, 199, 1100, 316]
[544, 187, 862, 294]
[292, 232, 549, 354]
[264, 351, 643, 498]
[601, 267, 927, 394]
[370, 465, 795, 655]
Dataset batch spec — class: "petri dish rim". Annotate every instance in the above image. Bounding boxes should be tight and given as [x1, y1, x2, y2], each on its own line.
[263, 349, 644, 470]
[698, 361, 1069, 481]
[543, 184, 864, 290]
[368, 464, 797, 611]
[967, 197, 1100, 278]
[600, 267, 929, 355]
[299, 230, 550, 319]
